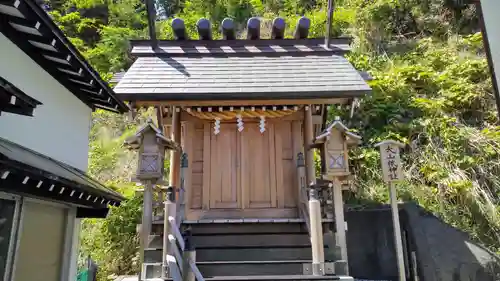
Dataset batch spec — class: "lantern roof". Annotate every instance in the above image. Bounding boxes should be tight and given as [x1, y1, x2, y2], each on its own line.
[315, 118, 361, 146]
[124, 119, 180, 151]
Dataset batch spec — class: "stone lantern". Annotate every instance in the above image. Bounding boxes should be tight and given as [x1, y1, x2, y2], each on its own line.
[312, 117, 361, 275]
[124, 118, 180, 280]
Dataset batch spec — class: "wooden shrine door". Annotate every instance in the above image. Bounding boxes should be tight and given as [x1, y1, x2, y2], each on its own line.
[240, 123, 277, 209]
[209, 123, 240, 209]
[186, 119, 300, 219]
[208, 122, 277, 210]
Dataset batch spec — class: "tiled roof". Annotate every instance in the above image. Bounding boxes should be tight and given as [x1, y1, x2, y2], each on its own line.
[114, 42, 370, 101]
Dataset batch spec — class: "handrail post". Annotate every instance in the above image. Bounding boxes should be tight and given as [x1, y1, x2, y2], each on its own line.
[309, 183, 325, 275]
[162, 186, 177, 279]
[139, 182, 154, 281]
[178, 152, 188, 223]
[333, 177, 348, 275]
[296, 152, 310, 232]
[182, 228, 196, 281]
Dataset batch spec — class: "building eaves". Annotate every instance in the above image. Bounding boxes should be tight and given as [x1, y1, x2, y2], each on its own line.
[0, 0, 129, 113]
[0, 136, 125, 218]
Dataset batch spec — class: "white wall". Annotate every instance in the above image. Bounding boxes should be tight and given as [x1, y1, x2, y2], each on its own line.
[482, 0, 500, 98]
[0, 33, 92, 171]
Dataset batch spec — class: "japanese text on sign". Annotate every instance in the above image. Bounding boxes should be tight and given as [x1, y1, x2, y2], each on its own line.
[375, 140, 404, 183]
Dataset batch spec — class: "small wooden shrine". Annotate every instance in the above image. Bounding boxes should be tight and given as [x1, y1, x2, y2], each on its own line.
[115, 15, 371, 280]
[114, 16, 371, 221]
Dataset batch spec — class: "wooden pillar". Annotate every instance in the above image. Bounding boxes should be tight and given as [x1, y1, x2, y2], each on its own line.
[304, 107, 316, 185]
[333, 177, 348, 273]
[169, 107, 182, 187]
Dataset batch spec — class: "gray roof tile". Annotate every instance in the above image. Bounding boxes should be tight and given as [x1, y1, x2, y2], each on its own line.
[115, 54, 371, 101]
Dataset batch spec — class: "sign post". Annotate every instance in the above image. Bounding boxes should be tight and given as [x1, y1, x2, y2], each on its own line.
[375, 140, 406, 281]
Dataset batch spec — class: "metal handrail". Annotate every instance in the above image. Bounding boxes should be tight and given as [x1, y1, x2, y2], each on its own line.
[163, 198, 204, 281]
[189, 260, 205, 281]
[168, 217, 185, 250]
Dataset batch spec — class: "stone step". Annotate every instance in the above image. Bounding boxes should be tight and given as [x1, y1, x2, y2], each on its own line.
[197, 260, 310, 277]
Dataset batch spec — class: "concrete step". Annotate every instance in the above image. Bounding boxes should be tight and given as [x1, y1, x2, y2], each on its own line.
[151, 220, 333, 234]
[191, 233, 315, 248]
[145, 247, 315, 262]
[197, 260, 310, 277]
[185, 222, 309, 235]
[205, 276, 354, 281]
[135, 275, 354, 281]
[147, 233, 321, 249]
[143, 262, 163, 279]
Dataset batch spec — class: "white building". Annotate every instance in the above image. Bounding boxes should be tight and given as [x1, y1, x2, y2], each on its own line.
[0, 0, 129, 280]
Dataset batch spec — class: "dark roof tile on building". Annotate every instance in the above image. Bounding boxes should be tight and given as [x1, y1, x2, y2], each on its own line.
[0, 0, 129, 113]
[114, 37, 371, 102]
[0, 136, 124, 218]
[115, 54, 370, 101]
[0, 75, 42, 116]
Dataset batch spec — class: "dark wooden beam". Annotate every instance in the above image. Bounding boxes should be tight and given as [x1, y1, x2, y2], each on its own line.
[247, 17, 260, 40]
[272, 17, 285, 39]
[325, 0, 335, 47]
[294, 16, 310, 39]
[0, 103, 35, 116]
[0, 0, 128, 112]
[21, 0, 128, 112]
[197, 18, 212, 40]
[0, 15, 94, 109]
[145, 0, 158, 48]
[172, 18, 188, 40]
[222, 18, 236, 40]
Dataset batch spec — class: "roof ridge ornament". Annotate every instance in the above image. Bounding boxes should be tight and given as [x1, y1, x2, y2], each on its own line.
[247, 17, 261, 40]
[272, 17, 286, 39]
[295, 16, 310, 39]
[197, 18, 212, 40]
[172, 18, 188, 40]
[221, 18, 236, 40]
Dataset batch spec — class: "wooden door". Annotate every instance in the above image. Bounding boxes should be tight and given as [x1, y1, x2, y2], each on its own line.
[209, 123, 240, 209]
[240, 122, 277, 209]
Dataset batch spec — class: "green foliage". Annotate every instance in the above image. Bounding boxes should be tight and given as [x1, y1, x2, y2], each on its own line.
[45, 0, 500, 277]
[348, 37, 500, 251]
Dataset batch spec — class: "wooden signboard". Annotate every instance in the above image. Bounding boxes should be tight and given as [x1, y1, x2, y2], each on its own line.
[375, 140, 405, 183]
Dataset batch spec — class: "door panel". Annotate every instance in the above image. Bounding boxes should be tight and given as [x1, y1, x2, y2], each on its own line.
[241, 123, 277, 209]
[209, 124, 239, 209]
[199, 119, 299, 216]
